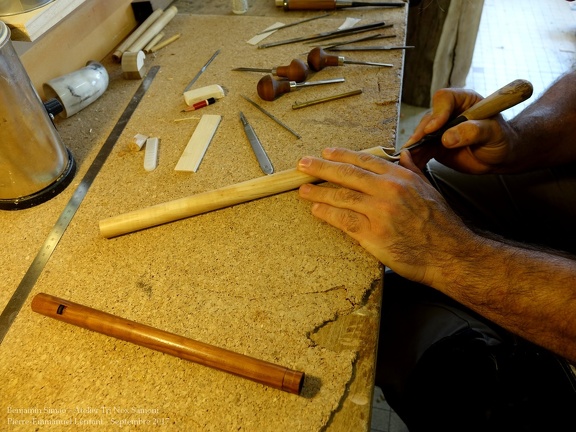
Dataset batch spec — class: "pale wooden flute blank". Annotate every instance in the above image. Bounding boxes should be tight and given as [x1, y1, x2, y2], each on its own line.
[98, 146, 391, 238]
[31, 293, 305, 395]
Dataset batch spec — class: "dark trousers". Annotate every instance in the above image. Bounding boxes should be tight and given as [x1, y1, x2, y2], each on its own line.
[377, 161, 576, 431]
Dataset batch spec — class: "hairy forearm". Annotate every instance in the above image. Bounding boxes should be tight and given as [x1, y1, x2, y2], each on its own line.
[505, 69, 576, 171]
[435, 233, 576, 362]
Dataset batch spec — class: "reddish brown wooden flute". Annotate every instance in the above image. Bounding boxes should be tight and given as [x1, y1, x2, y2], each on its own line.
[31, 293, 305, 395]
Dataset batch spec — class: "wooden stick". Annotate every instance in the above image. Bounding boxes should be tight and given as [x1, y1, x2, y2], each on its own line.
[112, 9, 163, 62]
[144, 32, 164, 53]
[31, 293, 305, 395]
[149, 33, 181, 53]
[99, 146, 390, 238]
[126, 6, 178, 54]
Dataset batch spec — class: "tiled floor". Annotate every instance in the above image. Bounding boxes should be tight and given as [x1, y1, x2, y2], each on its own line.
[373, 1, 576, 431]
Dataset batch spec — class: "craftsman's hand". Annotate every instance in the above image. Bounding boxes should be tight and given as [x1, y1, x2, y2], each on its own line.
[404, 88, 517, 174]
[297, 148, 476, 286]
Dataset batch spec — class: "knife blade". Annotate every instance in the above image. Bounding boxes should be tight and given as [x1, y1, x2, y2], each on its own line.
[239, 112, 274, 175]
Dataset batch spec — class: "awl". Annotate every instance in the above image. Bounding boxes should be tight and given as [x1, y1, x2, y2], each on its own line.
[276, 0, 406, 10]
[393, 79, 534, 156]
[239, 112, 274, 175]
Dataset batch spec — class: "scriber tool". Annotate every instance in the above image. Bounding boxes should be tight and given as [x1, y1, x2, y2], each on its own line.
[258, 21, 387, 49]
[276, 0, 405, 10]
[241, 95, 302, 138]
[255, 13, 330, 35]
[328, 45, 414, 51]
[233, 59, 310, 82]
[319, 32, 395, 50]
[307, 46, 392, 71]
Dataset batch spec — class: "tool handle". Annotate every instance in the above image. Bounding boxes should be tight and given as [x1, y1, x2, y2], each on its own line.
[31, 293, 305, 395]
[99, 146, 390, 238]
[397, 79, 534, 155]
[257, 75, 293, 101]
[275, 58, 310, 82]
[307, 47, 342, 71]
[460, 79, 533, 121]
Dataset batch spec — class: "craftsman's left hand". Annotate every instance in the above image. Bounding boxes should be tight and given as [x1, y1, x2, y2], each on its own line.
[297, 147, 475, 287]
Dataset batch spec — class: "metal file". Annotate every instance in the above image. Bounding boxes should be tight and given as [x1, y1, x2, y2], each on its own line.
[239, 112, 274, 175]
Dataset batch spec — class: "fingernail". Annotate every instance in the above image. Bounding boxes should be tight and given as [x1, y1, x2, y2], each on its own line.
[423, 118, 438, 133]
[322, 147, 335, 157]
[299, 157, 312, 168]
[300, 184, 311, 194]
[442, 130, 460, 147]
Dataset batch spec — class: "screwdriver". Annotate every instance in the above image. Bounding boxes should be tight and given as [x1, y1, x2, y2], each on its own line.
[276, 0, 405, 10]
[307, 46, 392, 72]
[233, 59, 310, 83]
[257, 75, 345, 101]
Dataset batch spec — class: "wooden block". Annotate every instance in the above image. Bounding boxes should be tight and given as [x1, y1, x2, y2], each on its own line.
[175, 115, 222, 173]
[122, 50, 146, 79]
[0, 0, 87, 41]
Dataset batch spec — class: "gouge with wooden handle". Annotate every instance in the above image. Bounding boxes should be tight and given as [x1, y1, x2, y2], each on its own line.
[394, 79, 534, 156]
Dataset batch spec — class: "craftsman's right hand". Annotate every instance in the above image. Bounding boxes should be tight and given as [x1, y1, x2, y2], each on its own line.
[402, 87, 518, 174]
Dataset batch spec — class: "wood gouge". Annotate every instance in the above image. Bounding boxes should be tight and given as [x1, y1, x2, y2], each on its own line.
[393, 79, 534, 157]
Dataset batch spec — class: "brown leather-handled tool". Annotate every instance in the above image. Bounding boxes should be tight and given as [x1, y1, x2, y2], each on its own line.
[257, 74, 344, 101]
[307, 46, 392, 71]
[31, 293, 305, 395]
[394, 79, 534, 156]
[233, 59, 310, 82]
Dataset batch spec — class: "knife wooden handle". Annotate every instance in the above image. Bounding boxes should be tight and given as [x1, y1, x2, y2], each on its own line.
[99, 146, 390, 238]
[460, 79, 533, 121]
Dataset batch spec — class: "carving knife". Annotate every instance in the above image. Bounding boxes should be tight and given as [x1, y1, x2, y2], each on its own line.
[393, 79, 534, 157]
[239, 112, 274, 175]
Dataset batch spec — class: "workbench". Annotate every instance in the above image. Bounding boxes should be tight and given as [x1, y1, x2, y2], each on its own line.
[0, 1, 407, 430]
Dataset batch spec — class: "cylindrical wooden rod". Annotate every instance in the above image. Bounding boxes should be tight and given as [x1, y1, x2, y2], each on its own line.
[112, 8, 164, 61]
[126, 6, 178, 54]
[31, 293, 305, 395]
[99, 146, 390, 238]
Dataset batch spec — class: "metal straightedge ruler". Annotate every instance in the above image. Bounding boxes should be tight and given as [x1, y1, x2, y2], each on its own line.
[0, 66, 160, 344]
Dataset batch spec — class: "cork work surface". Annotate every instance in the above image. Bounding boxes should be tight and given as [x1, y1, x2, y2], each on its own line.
[0, 9, 406, 432]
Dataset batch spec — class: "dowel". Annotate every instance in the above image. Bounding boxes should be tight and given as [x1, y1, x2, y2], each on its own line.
[126, 6, 178, 54]
[144, 32, 164, 53]
[149, 33, 181, 53]
[31, 293, 305, 395]
[99, 146, 390, 238]
[112, 9, 163, 62]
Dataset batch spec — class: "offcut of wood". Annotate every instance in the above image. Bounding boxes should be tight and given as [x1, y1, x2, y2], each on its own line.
[174, 114, 222, 173]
